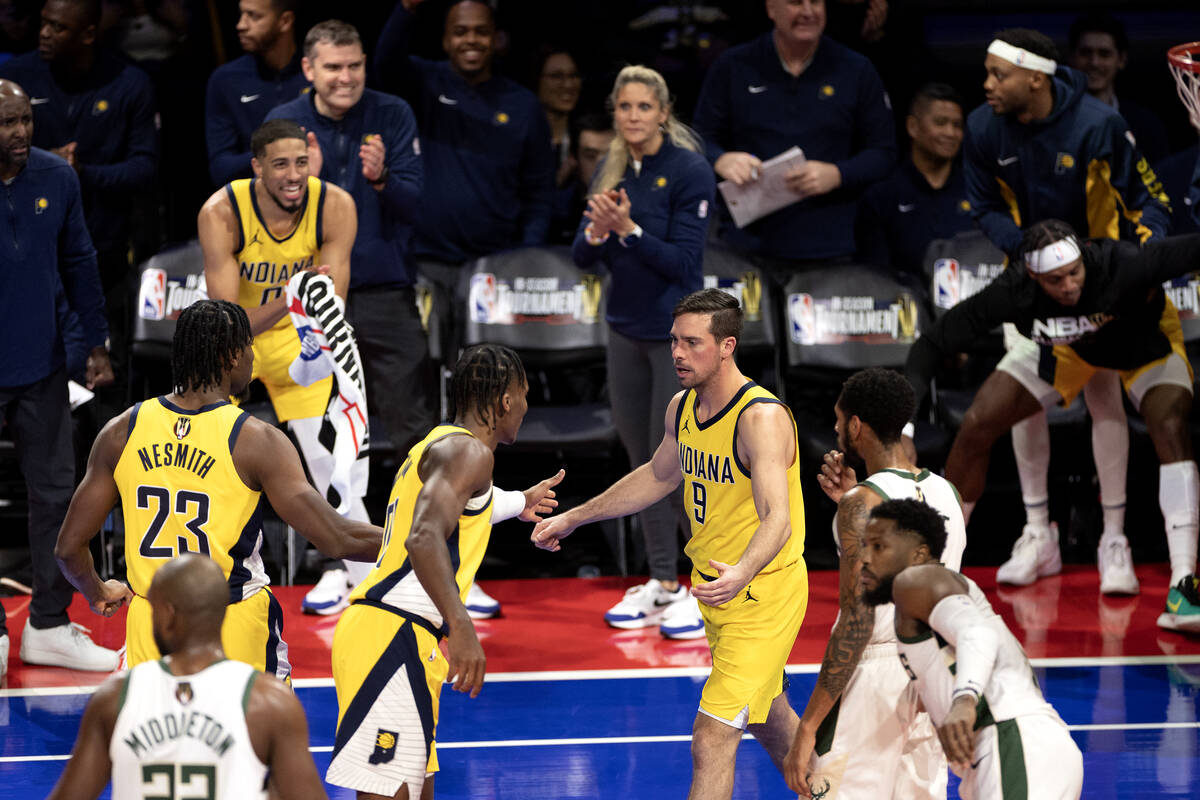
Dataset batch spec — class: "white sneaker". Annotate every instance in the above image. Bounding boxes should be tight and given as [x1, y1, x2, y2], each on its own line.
[603, 579, 687, 629]
[302, 568, 352, 615]
[659, 592, 706, 639]
[996, 522, 1062, 586]
[465, 582, 501, 619]
[19, 620, 119, 672]
[1097, 533, 1140, 595]
[0, 633, 8, 685]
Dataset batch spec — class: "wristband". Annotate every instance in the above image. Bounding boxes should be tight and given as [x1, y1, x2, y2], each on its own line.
[584, 222, 609, 246]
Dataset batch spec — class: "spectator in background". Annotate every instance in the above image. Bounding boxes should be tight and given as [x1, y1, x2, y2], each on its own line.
[0, 0, 156, 411]
[693, 0, 894, 278]
[533, 45, 582, 190]
[548, 110, 614, 245]
[963, 27, 1171, 597]
[1068, 11, 1170, 165]
[205, 0, 307, 187]
[857, 82, 972, 277]
[0, 79, 117, 676]
[266, 20, 436, 615]
[572, 65, 714, 640]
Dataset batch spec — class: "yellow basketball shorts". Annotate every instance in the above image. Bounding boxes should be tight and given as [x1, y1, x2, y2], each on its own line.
[327, 601, 448, 798]
[125, 588, 291, 681]
[694, 559, 809, 728]
[250, 328, 333, 423]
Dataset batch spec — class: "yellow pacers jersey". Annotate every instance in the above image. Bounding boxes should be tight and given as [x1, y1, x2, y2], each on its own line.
[348, 425, 494, 629]
[228, 175, 332, 422]
[676, 382, 805, 575]
[114, 397, 267, 600]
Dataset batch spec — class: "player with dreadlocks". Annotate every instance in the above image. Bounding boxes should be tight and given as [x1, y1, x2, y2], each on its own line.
[54, 299, 385, 680]
[326, 343, 562, 799]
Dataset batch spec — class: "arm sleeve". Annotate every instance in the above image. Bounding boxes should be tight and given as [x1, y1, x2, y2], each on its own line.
[58, 173, 108, 350]
[834, 63, 896, 191]
[376, 101, 423, 221]
[692, 56, 733, 166]
[928, 593, 999, 701]
[78, 71, 157, 193]
[1089, 115, 1171, 241]
[374, 3, 422, 98]
[963, 125, 1022, 257]
[518, 107, 555, 246]
[623, 163, 715, 283]
[205, 72, 250, 186]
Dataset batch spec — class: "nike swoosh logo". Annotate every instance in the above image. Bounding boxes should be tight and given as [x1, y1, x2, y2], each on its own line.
[240, 94, 260, 103]
[438, 94, 459, 105]
[997, 156, 1019, 166]
[653, 598, 678, 607]
[898, 203, 915, 213]
[747, 85, 767, 94]
[1168, 597, 1183, 613]
[29, 97, 48, 105]
[970, 753, 990, 769]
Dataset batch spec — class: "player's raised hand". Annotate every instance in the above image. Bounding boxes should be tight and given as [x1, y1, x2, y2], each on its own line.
[531, 513, 579, 551]
[692, 559, 751, 607]
[445, 623, 486, 698]
[305, 131, 323, 178]
[816, 450, 856, 504]
[360, 134, 387, 184]
[90, 579, 133, 618]
[520, 469, 565, 523]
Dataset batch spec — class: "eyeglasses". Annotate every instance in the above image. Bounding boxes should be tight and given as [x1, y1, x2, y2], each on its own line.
[543, 71, 581, 83]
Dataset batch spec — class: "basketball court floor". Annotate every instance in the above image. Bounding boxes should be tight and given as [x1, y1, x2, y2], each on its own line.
[2, 565, 1199, 798]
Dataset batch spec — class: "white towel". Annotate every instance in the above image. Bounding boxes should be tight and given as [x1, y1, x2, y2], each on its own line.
[285, 271, 369, 513]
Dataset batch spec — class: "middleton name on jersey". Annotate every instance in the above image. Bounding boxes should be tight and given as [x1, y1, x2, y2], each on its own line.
[121, 707, 238, 760]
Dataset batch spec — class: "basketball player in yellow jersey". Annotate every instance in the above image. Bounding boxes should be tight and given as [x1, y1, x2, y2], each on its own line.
[54, 300, 383, 681]
[326, 344, 561, 800]
[534, 288, 808, 800]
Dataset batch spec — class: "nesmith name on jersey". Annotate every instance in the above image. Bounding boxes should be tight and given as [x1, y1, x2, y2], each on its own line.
[679, 443, 735, 484]
[122, 710, 235, 759]
[239, 257, 313, 285]
[136, 442, 216, 479]
[1029, 312, 1113, 345]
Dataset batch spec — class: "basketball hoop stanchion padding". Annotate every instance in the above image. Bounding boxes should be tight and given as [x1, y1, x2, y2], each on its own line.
[1168, 41, 1200, 130]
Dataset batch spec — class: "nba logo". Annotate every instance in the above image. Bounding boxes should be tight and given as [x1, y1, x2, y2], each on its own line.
[789, 293, 817, 345]
[933, 258, 960, 309]
[173, 417, 191, 440]
[139, 268, 167, 321]
[469, 273, 497, 323]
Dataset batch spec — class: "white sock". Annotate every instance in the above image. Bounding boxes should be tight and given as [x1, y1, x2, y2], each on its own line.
[1159, 460, 1199, 586]
[1013, 411, 1050, 530]
[1084, 372, 1129, 536]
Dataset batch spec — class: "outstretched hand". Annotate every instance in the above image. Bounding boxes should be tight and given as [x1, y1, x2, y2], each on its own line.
[531, 513, 578, 552]
[816, 450, 857, 504]
[520, 469, 565, 522]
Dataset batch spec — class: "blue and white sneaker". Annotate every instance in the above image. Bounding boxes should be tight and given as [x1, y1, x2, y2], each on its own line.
[302, 569, 352, 616]
[603, 579, 687, 629]
[1157, 574, 1200, 632]
[659, 592, 706, 639]
[466, 582, 501, 619]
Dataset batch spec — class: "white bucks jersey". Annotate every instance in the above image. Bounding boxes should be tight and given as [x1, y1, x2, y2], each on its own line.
[896, 575, 1059, 728]
[834, 468, 967, 645]
[110, 659, 268, 800]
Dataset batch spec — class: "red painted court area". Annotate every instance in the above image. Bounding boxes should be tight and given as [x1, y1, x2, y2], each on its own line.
[2, 564, 1198, 689]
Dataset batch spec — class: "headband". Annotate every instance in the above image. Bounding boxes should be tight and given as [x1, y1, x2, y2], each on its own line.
[987, 40, 1057, 75]
[1024, 236, 1081, 273]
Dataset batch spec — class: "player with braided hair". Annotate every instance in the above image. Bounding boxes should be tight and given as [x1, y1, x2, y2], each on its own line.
[54, 299, 385, 680]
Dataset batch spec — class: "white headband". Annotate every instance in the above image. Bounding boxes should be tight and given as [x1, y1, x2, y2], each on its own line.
[988, 40, 1057, 75]
[1024, 236, 1081, 273]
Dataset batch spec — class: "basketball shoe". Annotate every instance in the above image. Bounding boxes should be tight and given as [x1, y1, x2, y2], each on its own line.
[465, 582, 501, 619]
[1097, 533, 1139, 595]
[603, 579, 688, 629]
[996, 522, 1061, 586]
[658, 592, 705, 639]
[302, 568, 353, 615]
[1157, 574, 1200, 632]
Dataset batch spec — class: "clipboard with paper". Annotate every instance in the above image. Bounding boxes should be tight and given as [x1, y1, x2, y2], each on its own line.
[717, 146, 806, 228]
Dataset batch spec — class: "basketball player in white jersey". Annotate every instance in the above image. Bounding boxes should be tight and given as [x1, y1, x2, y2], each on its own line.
[785, 368, 967, 799]
[46, 554, 326, 800]
[864, 498, 1083, 800]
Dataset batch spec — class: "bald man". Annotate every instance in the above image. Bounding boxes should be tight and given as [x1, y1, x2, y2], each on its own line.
[0, 78, 118, 678]
[47, 555, 326, 800]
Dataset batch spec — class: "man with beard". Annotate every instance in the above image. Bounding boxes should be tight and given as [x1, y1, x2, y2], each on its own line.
[861, 499, 1083, 800]
[784, 368, 966, 798]
[534, 289, 808, 800]
[46, 554, 328, 800]
[199, 118, 373, 613]
[0, 77, 117, 676]
[205, 0, 309, 186]
[904, 219, 1200, 632]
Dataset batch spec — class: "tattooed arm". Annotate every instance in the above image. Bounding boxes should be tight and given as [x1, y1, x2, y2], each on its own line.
[784, 485, 883, 796]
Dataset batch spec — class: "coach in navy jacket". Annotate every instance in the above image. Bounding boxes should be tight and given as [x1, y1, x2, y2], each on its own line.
[375, 0, 555, 265]
[693, 0, 894, 264]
